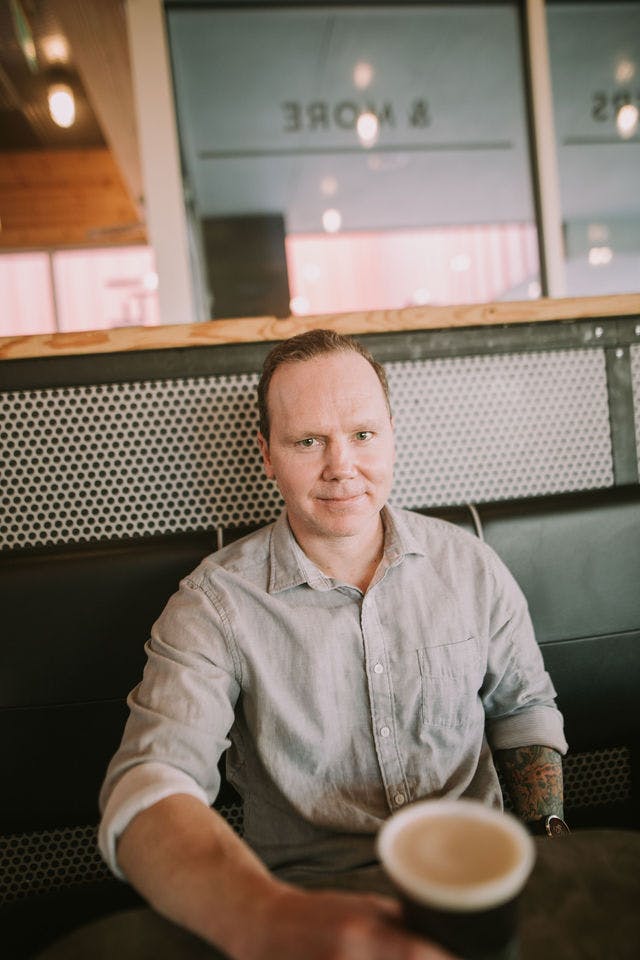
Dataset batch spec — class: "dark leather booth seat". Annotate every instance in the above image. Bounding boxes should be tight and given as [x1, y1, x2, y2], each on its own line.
[475, 487, 640, 828]
[1, 487, 639, 957]
[479, 489, 640, 763]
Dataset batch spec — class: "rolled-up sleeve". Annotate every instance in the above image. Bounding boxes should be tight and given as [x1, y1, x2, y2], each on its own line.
[98, 761, 211, 878]
[98, 571, 241, 876]
[480, 551, 568, 755]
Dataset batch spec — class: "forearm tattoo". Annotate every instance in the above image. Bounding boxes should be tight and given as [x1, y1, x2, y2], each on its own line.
[494, 745, 564, 822]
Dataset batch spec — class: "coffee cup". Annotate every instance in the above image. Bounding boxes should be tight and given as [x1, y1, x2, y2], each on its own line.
[377, 798, 535, 960]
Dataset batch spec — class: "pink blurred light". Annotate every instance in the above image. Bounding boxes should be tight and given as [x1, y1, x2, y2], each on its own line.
[286, 224, 539, 315]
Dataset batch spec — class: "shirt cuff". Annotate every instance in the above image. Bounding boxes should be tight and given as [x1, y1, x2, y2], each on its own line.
[487, 704, 569, 755]
[98, 762, 210, 880]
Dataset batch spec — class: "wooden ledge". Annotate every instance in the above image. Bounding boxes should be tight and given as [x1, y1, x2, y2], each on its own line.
[1, 293, 639, 362]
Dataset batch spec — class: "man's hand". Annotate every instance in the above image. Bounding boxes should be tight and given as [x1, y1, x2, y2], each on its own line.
[116, 794, 455, 960]
[243, 885, 456, 960]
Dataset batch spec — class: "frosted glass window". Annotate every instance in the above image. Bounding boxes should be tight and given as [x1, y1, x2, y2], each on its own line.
[286, 223, 539, 315]
[0, 253, 55, 337]
[53, 247, 160, 332]
[547, 1, 640, 295]
[167, 3, 539, 316]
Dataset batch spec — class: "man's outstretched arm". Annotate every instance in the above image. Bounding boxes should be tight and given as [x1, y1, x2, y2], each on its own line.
[494, 744, 564, 823]
[116, 793, 454, 960]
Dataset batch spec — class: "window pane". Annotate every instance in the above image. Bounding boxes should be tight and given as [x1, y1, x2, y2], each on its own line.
[52, 247, 160, 332]
[547, 1, 640, 295]
[286, 223, 539, 315]
[0, 253, 55, 337]
[167, 3, 538, 316]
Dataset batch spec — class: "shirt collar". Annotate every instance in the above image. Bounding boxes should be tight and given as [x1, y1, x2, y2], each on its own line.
[268, 504, 427, 595]
[381, 503, 429, 563]
[268, 511, 330, 593]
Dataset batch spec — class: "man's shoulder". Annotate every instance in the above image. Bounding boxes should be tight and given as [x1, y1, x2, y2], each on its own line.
[390, 504, 508, 577]
[391, 506, 523, 600]
[390, 504, 483, 550]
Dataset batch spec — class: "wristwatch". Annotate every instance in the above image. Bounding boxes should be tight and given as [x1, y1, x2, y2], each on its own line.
[526, 814, 570, 837]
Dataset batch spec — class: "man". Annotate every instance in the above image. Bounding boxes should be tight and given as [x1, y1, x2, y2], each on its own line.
[99, 330, 567, 960]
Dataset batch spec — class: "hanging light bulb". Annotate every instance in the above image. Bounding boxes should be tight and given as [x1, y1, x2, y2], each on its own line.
[48, 82, 75, 128]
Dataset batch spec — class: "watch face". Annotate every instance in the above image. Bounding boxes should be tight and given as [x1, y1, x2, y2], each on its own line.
[546, 815, 570, 836]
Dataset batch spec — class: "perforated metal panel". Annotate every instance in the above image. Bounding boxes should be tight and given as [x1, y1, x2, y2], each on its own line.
[0, 825, 110, 903]
[1, 349, 613, 550]
[388, 349, 612, 507]
[631, 344, 640, 469]
[563, 746, 631, 809]
[0, 803, 244, 903]
[1, 375, 282, 550]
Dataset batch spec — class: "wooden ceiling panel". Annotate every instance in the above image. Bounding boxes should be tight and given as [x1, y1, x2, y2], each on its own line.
[0, 0, 105, 149]
[0, 149, 146, 248]
[0, 1, 145, 248]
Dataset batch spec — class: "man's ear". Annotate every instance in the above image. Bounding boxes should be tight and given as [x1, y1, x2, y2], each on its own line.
[257, 431, 275, 479]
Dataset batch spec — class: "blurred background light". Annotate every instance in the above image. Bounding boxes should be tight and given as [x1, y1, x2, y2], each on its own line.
[322, 208, 342, 233]
[356, 111, 379, 148]
[588, 246, 614, 266]
[616, 103, 638, 139]
[353, 60, 374, 90]
[320, 175, 338, 197]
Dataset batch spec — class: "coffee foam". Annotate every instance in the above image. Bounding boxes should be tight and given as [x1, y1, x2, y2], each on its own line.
[377, 799, 535, 912]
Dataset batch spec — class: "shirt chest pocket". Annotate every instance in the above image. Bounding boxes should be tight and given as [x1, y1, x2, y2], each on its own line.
[417, 636, 483, 728]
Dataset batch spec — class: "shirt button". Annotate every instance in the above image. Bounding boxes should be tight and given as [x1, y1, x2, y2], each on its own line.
[374, 662, 384, 674]
[380, 726, 391, 738]
[394, 793, 406, 806]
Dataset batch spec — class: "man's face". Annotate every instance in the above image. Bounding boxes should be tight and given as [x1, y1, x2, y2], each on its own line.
[258, 351, 395, 546]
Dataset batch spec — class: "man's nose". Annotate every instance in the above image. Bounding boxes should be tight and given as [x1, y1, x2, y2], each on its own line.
[322, 438, 357, 480]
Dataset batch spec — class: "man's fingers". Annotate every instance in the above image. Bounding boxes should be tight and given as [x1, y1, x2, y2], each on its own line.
[347, 919, 457, 960]
[317, 892, 458, 960]
[351, 891, 404, 918]
[252, 886, 459, 960]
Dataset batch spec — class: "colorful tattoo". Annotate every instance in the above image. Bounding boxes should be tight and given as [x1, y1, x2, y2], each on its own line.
[494, 744, 564, 822]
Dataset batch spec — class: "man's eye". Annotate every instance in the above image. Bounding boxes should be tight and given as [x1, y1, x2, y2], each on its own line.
[355, 431, 373, 441]
[296, 437, 317, 448]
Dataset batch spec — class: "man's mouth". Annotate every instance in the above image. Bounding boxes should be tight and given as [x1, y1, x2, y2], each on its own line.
[317, 492, 366, 503]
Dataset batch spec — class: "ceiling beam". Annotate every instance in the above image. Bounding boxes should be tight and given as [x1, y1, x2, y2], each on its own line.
[47, 0, 144, 221]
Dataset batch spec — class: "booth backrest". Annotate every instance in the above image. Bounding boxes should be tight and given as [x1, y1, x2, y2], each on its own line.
[474, 487, 640, 825]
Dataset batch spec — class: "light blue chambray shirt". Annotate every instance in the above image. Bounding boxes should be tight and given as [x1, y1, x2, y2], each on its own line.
[99, 506, 567, 880]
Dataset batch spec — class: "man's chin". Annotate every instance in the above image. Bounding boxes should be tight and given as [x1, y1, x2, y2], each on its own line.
[287, 495, 386, 542]
[312, 497, 381, 535]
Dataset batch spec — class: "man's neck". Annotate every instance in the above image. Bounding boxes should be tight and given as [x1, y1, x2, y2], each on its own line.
[293, 515, 386, 593]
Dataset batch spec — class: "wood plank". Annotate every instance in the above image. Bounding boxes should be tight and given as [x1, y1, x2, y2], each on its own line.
[0, 149, 145, 248]
[1, 293, 639, 361]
